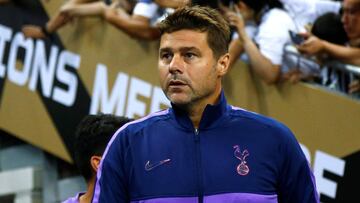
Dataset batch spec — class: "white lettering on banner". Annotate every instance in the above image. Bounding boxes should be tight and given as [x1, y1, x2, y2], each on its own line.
[52, 50, 81, 107]
[0, 25, 12, 78]
[29, 40, 58, 98]
[150, 87, 170, 113]
[300, 144, 346, 200]
[125, 77, 152, 118]
[0, 24, 169, 111]
[313, 150, 345, 199]
[89, 64, 170, 116]
[90, 64, 129, 115]
[7, 32, 33, 86]
[0, 24, 81, 107]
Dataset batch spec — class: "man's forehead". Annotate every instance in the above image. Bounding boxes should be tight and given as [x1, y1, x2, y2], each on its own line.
[159, 30, 208, 50]
[160, 30, 207, 43]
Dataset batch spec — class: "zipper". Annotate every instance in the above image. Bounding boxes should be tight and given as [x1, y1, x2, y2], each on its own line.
[194, 128, 203, 203]
[194, 128, 199, 140]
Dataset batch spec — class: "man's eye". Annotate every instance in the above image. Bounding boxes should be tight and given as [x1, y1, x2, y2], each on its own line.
[185, 53, 196, 59]
[161, 53, 172, 60]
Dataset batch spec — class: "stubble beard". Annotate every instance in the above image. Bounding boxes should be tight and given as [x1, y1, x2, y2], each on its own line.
[167, 71, 218, 112]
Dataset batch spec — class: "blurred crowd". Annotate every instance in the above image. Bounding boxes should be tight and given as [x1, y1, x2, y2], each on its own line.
[17, 0, 360, 97]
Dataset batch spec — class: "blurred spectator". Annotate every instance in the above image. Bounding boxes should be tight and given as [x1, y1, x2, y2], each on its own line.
[297, 0, 360, 94]
[154, 0, 190, 8]
[21, 0, 216, 40]
[65, 0, 188, 40]
[22, 0, 187, 40]
[22, 0, 116, 39]
[297, 0, 360, 66]
[312, 12, 349, 45]
[223, 0, 295, 84]
[100, 0, 163, 40]
[282, 12, 349, 84]
[312, 13, 350, 90]
[322, 13, 350, 90]
[62, 114, 132, 203]
[280, 0, 341, 32]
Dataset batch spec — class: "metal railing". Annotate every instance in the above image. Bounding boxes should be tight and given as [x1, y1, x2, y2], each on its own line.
[284, 44, 360, 96]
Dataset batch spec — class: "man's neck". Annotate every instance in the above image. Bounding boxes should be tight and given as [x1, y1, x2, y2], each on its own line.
[79, 179, 95, 203]
[183, 91, 221, 129]
[187, 103, 206, 129]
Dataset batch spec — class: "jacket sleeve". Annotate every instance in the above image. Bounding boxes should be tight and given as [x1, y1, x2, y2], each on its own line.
[277, 126, 320, 203]
[92, 130, 130, 203]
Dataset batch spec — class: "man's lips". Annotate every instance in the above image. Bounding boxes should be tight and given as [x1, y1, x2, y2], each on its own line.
[168, 80, 187, 86]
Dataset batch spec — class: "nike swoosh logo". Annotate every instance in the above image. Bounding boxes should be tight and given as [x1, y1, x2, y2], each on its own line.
[145, 159, 171, 171]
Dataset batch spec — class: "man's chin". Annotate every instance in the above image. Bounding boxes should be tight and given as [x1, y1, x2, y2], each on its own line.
[168, 95, 191, 106]
[170, 99, 190, 106]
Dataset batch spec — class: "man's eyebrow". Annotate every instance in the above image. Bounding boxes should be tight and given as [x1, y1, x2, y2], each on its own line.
[159, 47, 201, 53]
[159, 47, 172, 53]
[179, 47, 201, 53]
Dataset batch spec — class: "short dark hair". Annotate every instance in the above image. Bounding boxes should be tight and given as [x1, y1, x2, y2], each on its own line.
[158, 6, 231, 59]
[73, 114, 132, 181]
[312, 12, 348, 45]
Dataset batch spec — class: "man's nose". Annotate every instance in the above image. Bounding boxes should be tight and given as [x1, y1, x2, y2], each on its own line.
[169, 54, 184, 74]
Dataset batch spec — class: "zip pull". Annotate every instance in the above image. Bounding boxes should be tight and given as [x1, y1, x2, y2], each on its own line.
[194, 128, 200, 141]
[194, 128, 199, 135]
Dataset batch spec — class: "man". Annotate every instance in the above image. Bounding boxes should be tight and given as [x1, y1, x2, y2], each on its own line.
[63, 114, 132, 203]
[92, 6, 319, 203]
[297, 0, 360, 65]
[297, 0, 360, 93]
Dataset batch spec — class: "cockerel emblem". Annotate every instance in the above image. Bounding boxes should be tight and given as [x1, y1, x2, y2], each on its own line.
[233, 145, 250, 176]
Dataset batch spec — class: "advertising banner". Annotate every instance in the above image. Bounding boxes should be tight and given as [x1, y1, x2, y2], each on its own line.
[0, 1, 359, 202]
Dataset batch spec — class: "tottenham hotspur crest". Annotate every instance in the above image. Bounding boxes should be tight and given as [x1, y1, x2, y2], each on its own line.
[233, 145, 250, 176]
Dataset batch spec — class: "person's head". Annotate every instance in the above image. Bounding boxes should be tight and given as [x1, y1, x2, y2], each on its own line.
[73, 114, 132, 183]
[341, 0, 360, 40]
[312, 12, 349, 45]
[157, 6, 230, 107]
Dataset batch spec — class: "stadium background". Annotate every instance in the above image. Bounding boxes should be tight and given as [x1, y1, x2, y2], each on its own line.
[0, 1, 359, 202]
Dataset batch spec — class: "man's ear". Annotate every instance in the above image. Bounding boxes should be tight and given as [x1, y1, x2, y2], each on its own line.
[217, 53, 230, 76]
[90, 155, 102, 173]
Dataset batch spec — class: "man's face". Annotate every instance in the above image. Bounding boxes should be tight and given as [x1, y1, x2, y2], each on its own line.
[342, 0, 360, 40]
[158, 30, 225, 106]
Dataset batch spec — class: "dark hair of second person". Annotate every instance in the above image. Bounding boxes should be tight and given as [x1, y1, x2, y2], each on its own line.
[312, 12, 349, 45]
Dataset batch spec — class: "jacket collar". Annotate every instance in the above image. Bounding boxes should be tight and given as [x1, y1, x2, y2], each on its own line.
[170, 90, 229, 130]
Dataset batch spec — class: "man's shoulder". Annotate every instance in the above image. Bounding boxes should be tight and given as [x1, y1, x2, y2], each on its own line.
[229, 106, 291, 135]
